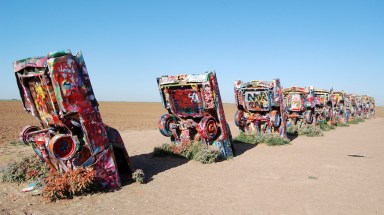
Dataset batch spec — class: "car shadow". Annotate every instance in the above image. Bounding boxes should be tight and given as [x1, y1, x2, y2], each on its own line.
[287, 133, 299, 141]
[233, 140, 257, 156]
[124, 140, 258, 184]
[129, 152, 189, 183]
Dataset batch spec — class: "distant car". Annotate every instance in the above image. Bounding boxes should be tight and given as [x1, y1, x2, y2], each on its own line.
[355, 95, 363, 117]
[233, 79, 287, 137]
[344, 94, 358, 122]
[331, 91, 347, 124]
[369, 97, 376, 118]
[361, 95, 375, 118]
[157, 71, 235, 158]
[283, 86, 313, 127]
[14, 50, 134, 188]
[312, 87, 333, 124]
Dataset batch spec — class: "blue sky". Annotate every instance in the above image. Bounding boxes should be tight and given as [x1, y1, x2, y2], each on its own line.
[1, 0, 383, 105]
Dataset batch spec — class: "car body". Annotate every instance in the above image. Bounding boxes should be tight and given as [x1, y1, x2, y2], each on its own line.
[345, 94, 358, 121]
[331, 91, 347, 124]
[362, 95, 375, 118]
[233, 79, 286, 137]
[354, 95, 363, 117]
[14, 50, 134, 188]
[157, 71, 235, 158]
[369, 97, 376, 118]
[312, 87, 333, 124]
[283, 86, 314, 127]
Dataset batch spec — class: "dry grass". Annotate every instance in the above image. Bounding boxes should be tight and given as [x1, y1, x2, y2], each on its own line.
[42, 168, 100, 202]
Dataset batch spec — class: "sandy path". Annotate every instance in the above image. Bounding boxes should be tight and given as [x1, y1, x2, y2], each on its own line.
[1, 117, 383, 214]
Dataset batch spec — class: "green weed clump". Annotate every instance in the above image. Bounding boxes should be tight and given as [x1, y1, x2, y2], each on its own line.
[318, 121, 336, 131]
[348, 119, 359, 124]
[355, 116, 365, 122]
[336, 122, 349, 127]
[132, 169, 145, 184]
[153, 142, 220, 164]
[1, 155, 49, 184]
[298, 125, 324, 137]
[286, 126, 299, 135]
[233, 132, 260, 144]
[234, 132, 290, 146]
[347, 116, 365, 124]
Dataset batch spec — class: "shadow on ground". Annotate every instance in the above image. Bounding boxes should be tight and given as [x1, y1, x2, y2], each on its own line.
[287, 133, 299, 141]
[233, 140, 257, 156]
[130, 152, 188, 183]
[128, 139, 259, 184]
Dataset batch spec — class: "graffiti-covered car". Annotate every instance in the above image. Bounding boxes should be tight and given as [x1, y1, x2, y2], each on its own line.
[312, 87, 333, 124]
[233, 79, 286, 137]
[354, 95, 363, 117]
[156, 71, 235, 159]
[345, 94, 357, 121]
[14, 50, 134, 189]
[283, 86, 314, 127]
[362, 95, 375, 118]
[331, 91, 346, 124]
[369, 97, 376, 118]
[311, 87, 333, 124]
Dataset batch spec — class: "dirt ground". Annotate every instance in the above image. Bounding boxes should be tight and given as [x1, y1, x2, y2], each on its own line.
[0, 101, 383, 214]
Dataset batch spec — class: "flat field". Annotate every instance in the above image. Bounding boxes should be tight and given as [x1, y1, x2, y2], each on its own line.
[0, 101, 383, 214]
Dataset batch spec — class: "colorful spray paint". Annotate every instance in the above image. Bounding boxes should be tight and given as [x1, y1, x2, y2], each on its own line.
[283, 86, 314, 127]
[312, 87, 333, 124]
[233, 79, 287, 137]
[330, 91, 347, 124]
[157, 71, 235, 159]
[14, 50, 134, 189]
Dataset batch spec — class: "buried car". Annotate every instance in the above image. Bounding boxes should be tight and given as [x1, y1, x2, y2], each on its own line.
[369, 97, 376, 118]
[362, 95, 375, 118]
[233, 79, 287, 137]
[355, 95, 363, 117]
[14, 50, 134, 189]
[283, 86, 314, 127]
[345, 93, 358, 122]
[312, 87, 333, 124]
[156, 71, 235, 159]
[331, 91, 347, 124]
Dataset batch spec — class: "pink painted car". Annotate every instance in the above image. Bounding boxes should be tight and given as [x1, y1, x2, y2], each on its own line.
[14, 50, 134, 188]
[157, 71, 235, 158]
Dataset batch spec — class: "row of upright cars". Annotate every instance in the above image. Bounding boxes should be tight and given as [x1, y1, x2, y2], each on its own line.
[233, 79, 376, 133]
[13, 50, 376, 191]
[156, 73, 376, 159]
